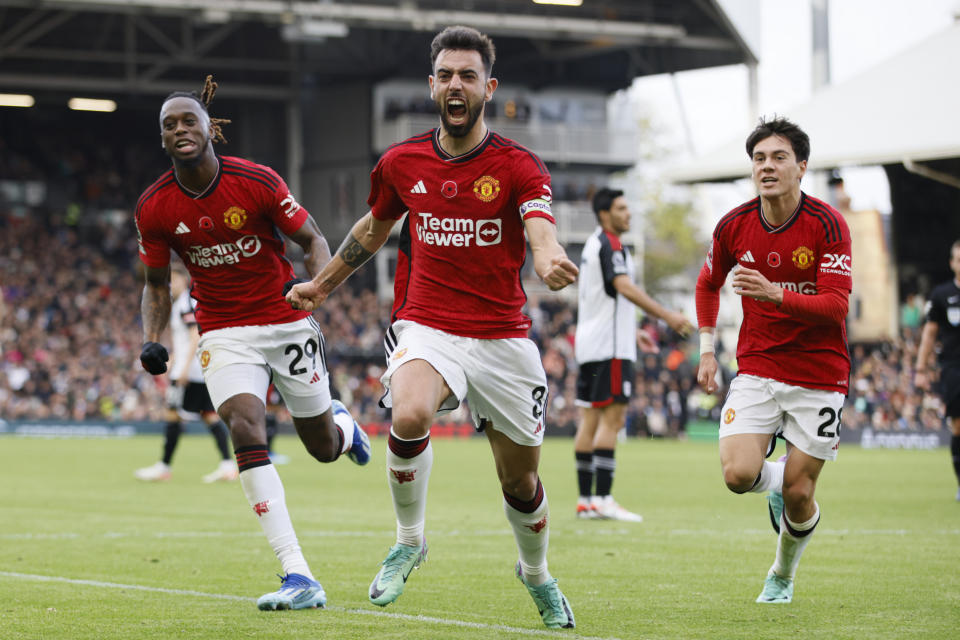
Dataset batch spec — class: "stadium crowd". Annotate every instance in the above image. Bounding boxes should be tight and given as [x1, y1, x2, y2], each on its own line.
[0, 205, 947, 438]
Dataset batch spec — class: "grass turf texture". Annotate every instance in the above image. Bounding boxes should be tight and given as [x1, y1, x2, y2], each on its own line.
[1, 435, 958, 639]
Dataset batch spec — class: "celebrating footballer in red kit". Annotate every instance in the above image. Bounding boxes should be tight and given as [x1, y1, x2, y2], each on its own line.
[696, 116, 851, 606]
[135, 75, 371, 612]
[287, 25, 578, 630]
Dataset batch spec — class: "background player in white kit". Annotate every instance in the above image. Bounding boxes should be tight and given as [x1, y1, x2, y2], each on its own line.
[135, 266, 237, 483]
[288, 25, 579, 629]
[696, 116, 852, 604]
[574, 187, 692, 521]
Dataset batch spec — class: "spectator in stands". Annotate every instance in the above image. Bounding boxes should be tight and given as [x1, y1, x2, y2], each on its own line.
[914, 239, 960, 501]
[572, 187, 691, 522]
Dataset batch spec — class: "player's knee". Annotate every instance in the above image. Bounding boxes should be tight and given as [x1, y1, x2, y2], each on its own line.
[390, 405, 433, 439]
[722, 465, 758, 494]
[500, 471, 538, 502]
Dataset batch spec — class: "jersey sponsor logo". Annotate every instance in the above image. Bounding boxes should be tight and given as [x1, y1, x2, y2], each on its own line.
[410, 180, 427, 194]
[767, 251, 781, 267]
[392, 347, 408, 360]
[473, 175, 501, 202]
[541, 183, 552, 202]
[792, 246, 815, 270]
[415, 212, 502, 247]
[309, 371, 322, 384]
[199, 216, 215, 231]
[223, 206, 248, 230]
[519, 199, 552, 217]
[948, 295, 960, 304]
[772, 280, 817, 294]
[279, 194, 301, 218]
[184, 235, 262, 268]
[724, 408, 736, 424]
[200, 350, 211, 368]
[949, 308, 960, 326]
[175, 222, 191, 235]
[441, 180, 457, 198]
[820, 252, 852, 276]
[739, 250, 755, 263]
[705, 244, 714, 273]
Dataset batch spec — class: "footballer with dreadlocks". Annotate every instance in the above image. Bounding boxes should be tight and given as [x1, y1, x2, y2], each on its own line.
[134, 75, 372, 610]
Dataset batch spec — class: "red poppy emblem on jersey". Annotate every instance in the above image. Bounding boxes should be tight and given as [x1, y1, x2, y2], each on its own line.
[199, 216, 215, 231]
[223, 206, 247, 230]
[200, 350, 211, 368]
[767, 252, 781, 268]
[724, 408, 736, 424]
[441, 181, 458, 198]
[792, 246, 815, 270]
[473, 175, 501, 202]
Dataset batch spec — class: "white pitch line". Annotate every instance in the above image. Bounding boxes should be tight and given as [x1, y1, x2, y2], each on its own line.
[0, 571, 620, 640]
[3, 527, 959, 541]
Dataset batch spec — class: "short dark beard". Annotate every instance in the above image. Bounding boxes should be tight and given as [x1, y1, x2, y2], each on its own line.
[437, 98, 484, 138]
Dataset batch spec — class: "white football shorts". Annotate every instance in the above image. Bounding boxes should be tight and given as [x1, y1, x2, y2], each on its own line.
[197, 317, 331, 418]
[380, 320, 549, 447]
[719, 374, 844, 461]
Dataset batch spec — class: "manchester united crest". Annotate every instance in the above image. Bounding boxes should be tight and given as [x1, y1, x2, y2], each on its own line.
[200, 350, 211, 368]
[473, 175, 501, 202]
[724, 408, 736, 424]
[792, 246, 815, 270]
[223, 206, 247, 230]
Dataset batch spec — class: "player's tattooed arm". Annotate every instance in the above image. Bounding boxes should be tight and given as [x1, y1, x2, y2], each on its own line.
[141, 264, 172, 342]
[338, 233, 375, 269]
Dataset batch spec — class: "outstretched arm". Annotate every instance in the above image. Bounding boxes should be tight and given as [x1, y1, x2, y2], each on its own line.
[915, 321, 939, 390]
[141, 264, 172, 343]
[287, 211, 396, 311]
[613, 275, 693, 336]
[524, 216, 578, 290]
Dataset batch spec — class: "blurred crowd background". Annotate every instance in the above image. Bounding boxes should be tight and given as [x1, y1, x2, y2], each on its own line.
[0, 189, 946, 439]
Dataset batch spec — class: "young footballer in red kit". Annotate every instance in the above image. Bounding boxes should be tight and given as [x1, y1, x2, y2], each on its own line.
[696, 116, 852, 604]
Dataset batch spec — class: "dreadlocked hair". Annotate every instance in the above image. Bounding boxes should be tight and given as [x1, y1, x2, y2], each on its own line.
[162, 74, 231, 144]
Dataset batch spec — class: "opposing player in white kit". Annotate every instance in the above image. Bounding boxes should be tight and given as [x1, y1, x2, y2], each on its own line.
[574, 187, 692, 521]
[288, 26, 578, 629]
[134, 266, 237, 483]
[135, 76, 371, 610]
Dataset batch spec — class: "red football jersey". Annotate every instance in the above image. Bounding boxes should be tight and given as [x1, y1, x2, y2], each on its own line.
[368, 129, 555, 338]
[135, 155, 311, 332]
[699, 193, 852, 393]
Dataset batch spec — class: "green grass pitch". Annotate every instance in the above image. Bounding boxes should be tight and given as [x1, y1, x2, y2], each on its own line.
[1, 435, 958, 639]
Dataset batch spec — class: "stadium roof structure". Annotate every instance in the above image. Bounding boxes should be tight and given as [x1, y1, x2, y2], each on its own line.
[0, 0, 756, 100]
[665, 21, 960, 185]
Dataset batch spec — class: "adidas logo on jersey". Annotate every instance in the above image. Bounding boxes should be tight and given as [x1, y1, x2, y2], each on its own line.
[739, 250, 755, 263]
[175, 222, 191, 235]
[410, 180, 427, 194]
